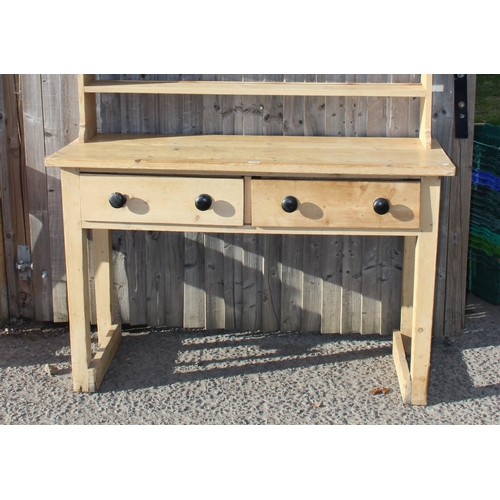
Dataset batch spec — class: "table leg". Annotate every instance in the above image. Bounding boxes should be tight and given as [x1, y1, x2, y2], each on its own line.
[410, 176, 441, 405]
[93, 229, 117, 345]
[88, 228, 122, 391]
[61, 169, 92, 392]
[400, 235, 416, 354]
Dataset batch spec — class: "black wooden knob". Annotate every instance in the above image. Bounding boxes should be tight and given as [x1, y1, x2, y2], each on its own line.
[282, 195, 298, 213]
[109, 192, 127, 209]
[373, 197, 390, 215]
[195, 194, 212, 211]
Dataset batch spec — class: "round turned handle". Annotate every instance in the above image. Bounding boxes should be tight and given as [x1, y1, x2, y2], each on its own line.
[373, 197, 390, 215]
[109, 192, 127, 209]
[195, 194, 212, 211]
[281, 195, 299, 213]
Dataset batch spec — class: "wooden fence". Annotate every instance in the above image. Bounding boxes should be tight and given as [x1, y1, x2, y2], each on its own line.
[0, 74, 476, 336]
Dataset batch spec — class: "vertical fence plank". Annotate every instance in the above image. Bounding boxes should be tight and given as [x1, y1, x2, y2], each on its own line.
[165, 231, 184, 327]
[280, 234, 302, 332]
[443, 75, 476, 337]
[321, 237, 343, 334]
[262, 234, 281, 332]
[21, 74, 53, 321]
[224, 233, 243, 330]
[341, 235, 363, 334]
[361, 237, 381, 334]
[302, 235, 322, 332]
[145, 231, 166, 327]
[41, 74, 79, 322]
[184, 232, 205, 328]
[0, 74, 33, 319]
[205, 233, 225, 330]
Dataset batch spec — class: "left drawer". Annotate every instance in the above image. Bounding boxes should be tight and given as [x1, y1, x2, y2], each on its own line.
[80, 175, 244, 226]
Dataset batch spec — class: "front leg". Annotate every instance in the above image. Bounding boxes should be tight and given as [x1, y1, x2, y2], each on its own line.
[61, 168, 92, 392]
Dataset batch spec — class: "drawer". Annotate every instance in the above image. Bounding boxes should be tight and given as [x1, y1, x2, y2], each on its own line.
[80, 175, 244, 226]
[251, 180, 420, 229]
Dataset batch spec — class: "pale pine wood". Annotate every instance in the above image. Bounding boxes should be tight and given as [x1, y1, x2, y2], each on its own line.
[80, 175, 244, 226]
[78, 74, 97, 143]
[60, 168, 92, 391]
[251, 179, 421, 230]
[87, 323, 122, 392]
[410, 177, 441, 405]
[401, 236, 416, 353]
[419, 74, 433, 149]
[393, 330, 412, 404]
[81, 220, 420, 236]
[244, 176, 252, 225]
[84, 79, 428, 97]
[93, 229, 118, 344]
[45, 134, 455, 177]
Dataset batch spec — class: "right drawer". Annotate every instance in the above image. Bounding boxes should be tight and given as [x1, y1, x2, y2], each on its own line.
[251, 179, 421, 230]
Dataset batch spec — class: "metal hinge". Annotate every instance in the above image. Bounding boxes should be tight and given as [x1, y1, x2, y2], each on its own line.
[16, 245, 33, 280]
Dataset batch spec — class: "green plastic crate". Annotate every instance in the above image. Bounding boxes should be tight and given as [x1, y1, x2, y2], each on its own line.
[474, 124, 500, 174]
[467, 247, 500, 303]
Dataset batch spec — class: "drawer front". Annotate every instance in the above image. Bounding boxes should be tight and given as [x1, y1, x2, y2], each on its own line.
[80, 175, 244, 226]
[251, 180, 420, 229]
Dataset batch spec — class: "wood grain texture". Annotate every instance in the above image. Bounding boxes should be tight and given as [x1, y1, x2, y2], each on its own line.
[251, 179, 421, 230]
[46, 134, 455, 178]
[17, 74, 472, 340]
[60, 168, 92, 391]
[80, 175, 244, 226]
[410, 177, 441, 405]
[41, 74, 79, 322]
[84, 79, 428, 97]
[0, 75, 33, 319]
[21, 74, 53, 321]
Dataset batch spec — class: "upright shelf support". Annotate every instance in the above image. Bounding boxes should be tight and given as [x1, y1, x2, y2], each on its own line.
[419, 74, 433, 149]
[78, 74, 97, 143]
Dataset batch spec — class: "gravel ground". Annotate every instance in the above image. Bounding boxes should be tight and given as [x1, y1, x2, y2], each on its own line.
[0, 291, 499, 425]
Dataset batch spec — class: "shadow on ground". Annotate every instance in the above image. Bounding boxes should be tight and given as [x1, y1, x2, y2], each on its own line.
[1, 292, 499, 407]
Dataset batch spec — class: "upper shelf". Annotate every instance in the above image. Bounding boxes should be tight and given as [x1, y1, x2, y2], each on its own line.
[77, 75, 434, 149]
[84, 79, 428, 97]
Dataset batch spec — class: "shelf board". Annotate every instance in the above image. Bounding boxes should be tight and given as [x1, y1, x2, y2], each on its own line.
[45, 134, 455, 178]
[84, 80, 428, 98]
